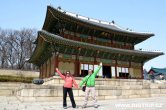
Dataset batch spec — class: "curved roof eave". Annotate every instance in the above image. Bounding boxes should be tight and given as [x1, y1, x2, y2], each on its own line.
[43, 6, 154, 38]
[28, 32, 48, 65]
[39, 30, 163, 57]
[29, 30, 163, 65]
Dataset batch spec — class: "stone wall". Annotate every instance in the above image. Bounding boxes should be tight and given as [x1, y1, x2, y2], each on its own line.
[129, 68, 142, 78]
[0, 82, 22, 96]
[15, 77, 166, 102]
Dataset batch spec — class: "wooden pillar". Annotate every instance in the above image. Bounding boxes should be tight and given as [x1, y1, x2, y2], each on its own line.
[129, 61, 131, 68]
[94, 50, 99, 64]
[49, 58, 51, 77]
[46, 61, 48, 78]
[51, 56, 54, 76]
[115, 60, 117, 78]
[39, 66, 42, 79]
[41, 64, 43, 79]
[94, 57, 97, 64]
[43, 63, 46, 78]
[42, 64, 44, 78]
[41, 65, 44, 79]
[48, 60, 50, 78]
[141, 63, 144, 79]
[129, 61, 131, 79]
[74, 55, 80, 77]
[42, 65, 44, 78]
[46, 61, 49, 78]
[54, 53, 59, 72]
[74, 48, 81, 77]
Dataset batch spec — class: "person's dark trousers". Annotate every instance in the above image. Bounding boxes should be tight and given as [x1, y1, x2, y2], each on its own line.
[63, 87, 76, 108]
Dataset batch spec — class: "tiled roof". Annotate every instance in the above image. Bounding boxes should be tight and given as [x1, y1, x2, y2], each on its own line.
[28, 30, 163, 65]
[149, 67, 166, 74]
[47, 6, 154, 37]
[39, 30, 162, 56]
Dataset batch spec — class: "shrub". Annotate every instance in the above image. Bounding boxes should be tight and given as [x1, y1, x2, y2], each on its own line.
[0, 75, 34, 83]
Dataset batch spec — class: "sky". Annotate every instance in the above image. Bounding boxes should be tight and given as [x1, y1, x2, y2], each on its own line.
[0, 0, 165, 71]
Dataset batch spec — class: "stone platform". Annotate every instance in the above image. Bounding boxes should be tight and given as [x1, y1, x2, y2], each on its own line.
[14, 77, 166, 102]
[0, 82, 21, 96]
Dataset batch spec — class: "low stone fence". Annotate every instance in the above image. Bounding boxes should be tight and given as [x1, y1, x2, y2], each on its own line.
[15, 77, 166, 102]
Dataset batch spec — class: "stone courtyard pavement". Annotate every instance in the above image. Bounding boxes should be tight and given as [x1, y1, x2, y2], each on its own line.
[0, 96, 166, 110]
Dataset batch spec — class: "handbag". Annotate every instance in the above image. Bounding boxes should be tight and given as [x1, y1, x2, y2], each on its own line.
[32, 79, 44, 85]
[82, 85, 86, 92]
[82, 74, 92, 92]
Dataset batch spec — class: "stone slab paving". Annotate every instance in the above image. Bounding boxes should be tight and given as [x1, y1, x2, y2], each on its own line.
[0, 96, 166, 110]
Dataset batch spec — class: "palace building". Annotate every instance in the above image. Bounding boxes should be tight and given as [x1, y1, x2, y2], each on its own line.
[29, 6, 163, 79]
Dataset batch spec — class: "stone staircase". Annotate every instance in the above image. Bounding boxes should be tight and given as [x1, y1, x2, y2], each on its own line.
[15, 77, 166, 102]
[0, 82, 21, 96]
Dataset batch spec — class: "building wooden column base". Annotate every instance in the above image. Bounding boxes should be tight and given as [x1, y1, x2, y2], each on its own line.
[74, 60, 80, 77]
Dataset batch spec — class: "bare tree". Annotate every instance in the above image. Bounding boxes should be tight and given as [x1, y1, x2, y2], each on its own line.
[0, 29, 8, 68]
[0, 28, 37, 70]
[23, 28, 37, 70]
[13, 28, 37, 69]
[6, 30, 17, 69]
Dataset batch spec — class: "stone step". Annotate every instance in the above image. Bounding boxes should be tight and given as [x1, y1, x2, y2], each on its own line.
[0, 89, 15, 96]
[0, 86, 18, 89]
[0, 82, 21, 87]
[15, 83, 166, 102]
[0, 82, 21, 96]
[43, 77, 146, 85]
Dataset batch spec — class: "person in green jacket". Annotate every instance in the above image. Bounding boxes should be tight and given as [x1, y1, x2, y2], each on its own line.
[79, 62, 102, 108]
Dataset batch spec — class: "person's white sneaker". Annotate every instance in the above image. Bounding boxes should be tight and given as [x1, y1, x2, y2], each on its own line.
[63, 106, 67, 109]
[82, 105, 87, 108]
[73, 105, 78, 109]
[94, 105, 98, 108]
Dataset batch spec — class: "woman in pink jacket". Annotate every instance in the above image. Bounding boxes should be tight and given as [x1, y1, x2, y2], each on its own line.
[55, 68, 78, 109]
